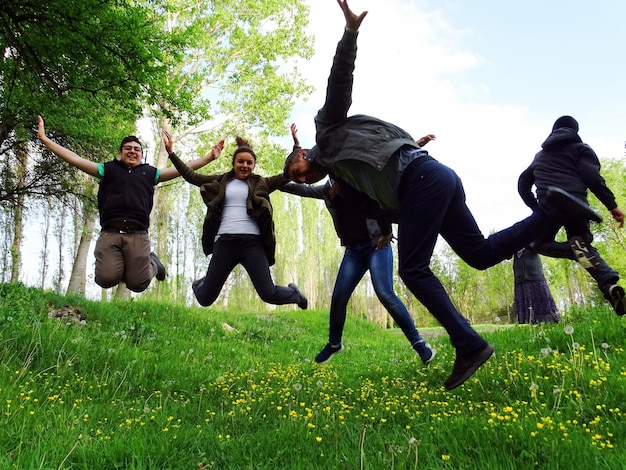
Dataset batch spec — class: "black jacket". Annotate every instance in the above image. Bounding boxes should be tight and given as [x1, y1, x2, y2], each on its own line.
[518, 128, 616, 211]
[281, 179, 394, 247]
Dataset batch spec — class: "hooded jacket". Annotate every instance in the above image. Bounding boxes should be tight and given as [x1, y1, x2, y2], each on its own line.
[518, 127, 616, 211]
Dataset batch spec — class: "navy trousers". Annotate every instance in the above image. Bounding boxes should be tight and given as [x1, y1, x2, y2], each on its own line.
[397, 158, 552, 354]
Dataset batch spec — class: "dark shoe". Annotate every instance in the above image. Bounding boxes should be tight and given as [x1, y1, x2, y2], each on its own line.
[150, 252, 166, 281]
[444, 343, 495, 390]
[546, 186, 602, 223]
[568, 236, 600, 269]
[315, 343, 343, 363]
[288, 283, 308, 309]
[413, 340, 437, 365]
[607, 285, 626, 316]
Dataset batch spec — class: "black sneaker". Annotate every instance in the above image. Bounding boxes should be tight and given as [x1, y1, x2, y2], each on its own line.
[150, 252, 166, 281]
[546, 186, 602, 223]
[413, 340, 437, 365]
[444, 343, 494, 390]
[315, 343, 343, 363]
[288, 283, 308, 309]
[607, 285, 626, 316]
[568, 236, 600, 269]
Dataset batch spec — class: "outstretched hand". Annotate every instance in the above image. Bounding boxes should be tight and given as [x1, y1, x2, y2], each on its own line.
[336, 0, 368, 31]
[206, 139, 225, 162]
[37, 115, 46, 141]
[611, 207, 625, 228]
[163, 131, 174, 154]
[417, 134, 436, 147]
[290, 123, 300, 148]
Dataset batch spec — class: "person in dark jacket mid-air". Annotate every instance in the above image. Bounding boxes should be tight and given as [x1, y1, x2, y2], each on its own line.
[518, 115, 625, 315]
[282, 0, 601, 390]
[166, 133, 307, 310]
[37, 115, 216, 292]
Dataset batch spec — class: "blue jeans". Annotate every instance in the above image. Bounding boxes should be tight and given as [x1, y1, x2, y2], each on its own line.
[328, 242, 423, 346]
[397, 157, 553, 354]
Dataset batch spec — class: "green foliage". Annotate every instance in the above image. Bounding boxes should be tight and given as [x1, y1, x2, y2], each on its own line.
[1, 283, 626, 468]
[0, 0, 166, 205]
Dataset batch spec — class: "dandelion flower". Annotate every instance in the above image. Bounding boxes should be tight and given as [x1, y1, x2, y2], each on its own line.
[601, 343, 609, 350]
[293, 383, 303, 391]
[564, 325, 574, 335]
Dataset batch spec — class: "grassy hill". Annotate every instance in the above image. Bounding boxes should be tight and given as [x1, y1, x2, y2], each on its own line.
[1, 282, 625, 469]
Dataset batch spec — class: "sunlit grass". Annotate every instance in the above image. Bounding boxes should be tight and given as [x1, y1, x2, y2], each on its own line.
[1, 283, 625, 468]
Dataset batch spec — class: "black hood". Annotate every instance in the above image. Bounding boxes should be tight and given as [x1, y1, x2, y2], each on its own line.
[541, 127, 582, 151]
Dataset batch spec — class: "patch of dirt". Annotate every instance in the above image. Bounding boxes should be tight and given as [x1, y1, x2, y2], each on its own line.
[48, 305, 87, 325]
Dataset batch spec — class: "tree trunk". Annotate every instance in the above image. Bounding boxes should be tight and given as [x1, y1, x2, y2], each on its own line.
[10, 143, 28, 283]
[53, 204, 67, 292]
[114, 283, 131, 300]
[39, 199, 53, 289]
[150, 117, 172, 300]
[67, 211, 96, 295]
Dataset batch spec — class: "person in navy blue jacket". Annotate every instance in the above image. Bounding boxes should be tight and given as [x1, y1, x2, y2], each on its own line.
[282, 0, 601, 390]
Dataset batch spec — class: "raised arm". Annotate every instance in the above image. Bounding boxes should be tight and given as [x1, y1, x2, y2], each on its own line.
[37, 115, 99, 177]
[314, 1, 368, 129]
[159, 131, 224, 182]
[337, 0, 368, 32]
[290, 123, 301, 150]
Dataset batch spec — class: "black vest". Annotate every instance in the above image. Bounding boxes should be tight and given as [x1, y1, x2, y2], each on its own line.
[97, 159, 157, 231]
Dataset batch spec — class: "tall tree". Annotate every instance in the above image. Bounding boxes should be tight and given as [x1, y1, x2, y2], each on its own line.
[0, 0, 176, 288]
[143, 0, 313, 301]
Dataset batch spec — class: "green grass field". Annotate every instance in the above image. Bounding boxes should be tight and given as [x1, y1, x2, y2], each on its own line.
[1, 282, 625, 469]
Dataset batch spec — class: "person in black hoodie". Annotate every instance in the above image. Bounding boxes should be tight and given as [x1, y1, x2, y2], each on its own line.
[37, 116, 215, 292]
[518, 115, 625, 315]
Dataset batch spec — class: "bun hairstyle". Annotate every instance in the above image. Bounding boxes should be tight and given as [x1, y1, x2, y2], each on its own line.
[232, 136, 257, 162]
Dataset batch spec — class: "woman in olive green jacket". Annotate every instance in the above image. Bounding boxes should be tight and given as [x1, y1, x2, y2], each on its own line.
[166, 133, 307, 309]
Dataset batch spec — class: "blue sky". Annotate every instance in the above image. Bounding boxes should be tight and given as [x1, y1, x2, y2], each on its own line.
[288, 0, 626, 232]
